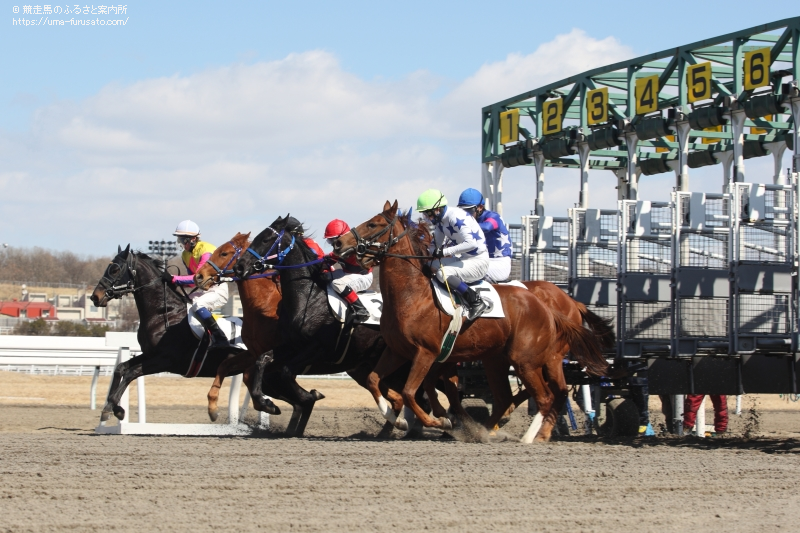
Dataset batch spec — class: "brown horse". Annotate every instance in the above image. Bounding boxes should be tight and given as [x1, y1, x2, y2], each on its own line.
[334, 201, 609, 442]
[196, 229, 432, 436]
[407, 280, 614, 435]
[193, 233, 282, 421]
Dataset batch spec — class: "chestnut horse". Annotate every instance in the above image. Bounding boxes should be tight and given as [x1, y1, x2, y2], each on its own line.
[210, 224, 431, 437]
[334, 201, 609, 442]
[193, 233, 283, 421]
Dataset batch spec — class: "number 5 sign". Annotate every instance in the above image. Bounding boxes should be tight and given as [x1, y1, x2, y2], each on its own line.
[744, 47, 771, 91]
[687, 62, 712, 103]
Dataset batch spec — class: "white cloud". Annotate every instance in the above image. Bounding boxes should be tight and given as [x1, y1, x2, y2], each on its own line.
[8, 29, 786, 259]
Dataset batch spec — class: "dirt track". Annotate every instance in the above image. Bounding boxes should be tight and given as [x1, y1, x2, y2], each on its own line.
[1, 374, 800, 532]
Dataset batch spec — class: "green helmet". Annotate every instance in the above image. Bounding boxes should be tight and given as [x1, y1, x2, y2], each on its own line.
[416, 189, 448, 212]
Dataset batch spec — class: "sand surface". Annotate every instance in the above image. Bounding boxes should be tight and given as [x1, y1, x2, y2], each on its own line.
[1, 372, 799, 532]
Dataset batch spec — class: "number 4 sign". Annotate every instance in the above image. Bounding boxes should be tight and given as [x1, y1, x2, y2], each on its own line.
[635, 75, 659, 115]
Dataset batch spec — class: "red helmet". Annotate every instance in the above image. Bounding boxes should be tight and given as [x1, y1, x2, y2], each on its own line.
[324, 219, 350, 239]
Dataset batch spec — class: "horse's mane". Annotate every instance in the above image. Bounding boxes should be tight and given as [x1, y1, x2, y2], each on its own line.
[399, 216, 432, 258]
[132, 251, 164, 271]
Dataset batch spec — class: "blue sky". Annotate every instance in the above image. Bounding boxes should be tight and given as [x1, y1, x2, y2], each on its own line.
[1, 1, 796, 254]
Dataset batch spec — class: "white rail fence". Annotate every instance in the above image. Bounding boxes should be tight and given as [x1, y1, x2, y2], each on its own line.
[0, 333, 266, 436]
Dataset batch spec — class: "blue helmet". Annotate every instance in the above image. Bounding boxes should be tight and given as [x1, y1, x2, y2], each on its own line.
[457, 188, 485, 208]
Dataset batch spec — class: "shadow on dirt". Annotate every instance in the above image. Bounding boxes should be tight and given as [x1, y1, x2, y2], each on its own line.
[557, 434, 800, 454]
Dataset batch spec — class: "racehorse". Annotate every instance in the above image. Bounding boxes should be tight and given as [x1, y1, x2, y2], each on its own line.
[191, 232, 283, 421]
[90, 245, 271, 424]
[333, 201, 609, 442]
[228, 217, 427, 437]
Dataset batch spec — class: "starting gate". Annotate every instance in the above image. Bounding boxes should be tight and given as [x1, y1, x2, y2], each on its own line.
[485, 17, 800, 397]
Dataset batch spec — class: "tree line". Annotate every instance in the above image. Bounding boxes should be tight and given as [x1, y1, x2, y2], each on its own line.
[0, 247, 111, 285]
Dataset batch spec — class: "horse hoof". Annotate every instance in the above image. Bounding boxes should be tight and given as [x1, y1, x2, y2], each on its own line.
[310, 389, 325, 401]
[438, 417, 453, 431]
[208, 409, 219, 422]
[100, 411, 111, 423]
[257, 397, 280, 415]
[112, 406, 126, 421]
[395, 418, 409, 432]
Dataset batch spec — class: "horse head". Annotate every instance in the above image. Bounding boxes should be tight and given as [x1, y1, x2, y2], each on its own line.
[334, 200, 404, 270]
[91, 244, 133, 307]
[234, 215, 304, 279]
[194, 232, 251, 290]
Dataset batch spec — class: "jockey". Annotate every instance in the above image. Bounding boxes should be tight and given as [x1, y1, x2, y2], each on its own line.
[457, 188, 512, 283]
[324, 219, 373, 323]
[417, 189, 490, 320]
[165, 220, 231, 349]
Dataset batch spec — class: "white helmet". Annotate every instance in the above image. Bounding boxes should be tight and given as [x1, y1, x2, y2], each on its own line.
[173, 220, 200, 237]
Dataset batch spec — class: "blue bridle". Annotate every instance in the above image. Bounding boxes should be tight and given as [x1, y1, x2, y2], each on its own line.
[207, 240, 244, 276]
[245, 226, 324, 273]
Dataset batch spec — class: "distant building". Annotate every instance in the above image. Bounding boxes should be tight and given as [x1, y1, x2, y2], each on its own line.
[0, 301, 57, 319]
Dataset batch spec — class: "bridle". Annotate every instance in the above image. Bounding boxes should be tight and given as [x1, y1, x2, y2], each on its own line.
[98, 253, 161, 300]
[244, 227, 295, 273]
[244, 226, 325, 274]
[348, 212, 428, 263]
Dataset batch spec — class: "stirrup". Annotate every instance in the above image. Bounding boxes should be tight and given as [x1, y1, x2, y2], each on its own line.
[467, 298, 488, 321]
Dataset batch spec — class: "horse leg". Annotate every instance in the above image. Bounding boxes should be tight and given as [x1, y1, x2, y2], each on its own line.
[207, 351, 258, 421]
[100, 354, 151, 422]
[482, 357, 515, 431]
[248, 352, 280, 415]
[423, 363, 449, 419]
[538, 356, 568, 441]
[365, 348, 409, 425]
[516, 364, 554, 443]
[399, 351, 450, 430]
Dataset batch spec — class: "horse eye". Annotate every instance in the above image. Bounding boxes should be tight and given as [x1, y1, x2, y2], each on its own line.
[368, 223, 377, 228]
[221, 252, 228, 257]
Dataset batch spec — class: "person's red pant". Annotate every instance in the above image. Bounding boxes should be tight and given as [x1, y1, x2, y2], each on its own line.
[683, 394, 728, 433]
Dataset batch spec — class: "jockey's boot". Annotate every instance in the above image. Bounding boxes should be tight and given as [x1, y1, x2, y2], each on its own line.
[448, 276, 487, 321]
[340, 286, 371, 324]
[196, 308, 231, 349]
[457, 284, 487, 321]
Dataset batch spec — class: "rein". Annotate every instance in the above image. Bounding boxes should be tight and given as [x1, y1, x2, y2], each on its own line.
[349, 213, 430, 262]
[99, 254, 163, 300]
[246, 227, 324, 274]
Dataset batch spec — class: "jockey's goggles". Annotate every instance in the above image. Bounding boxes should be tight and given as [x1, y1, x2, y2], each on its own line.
[176, 235, 196, 245]
[326, 237, 337, 246]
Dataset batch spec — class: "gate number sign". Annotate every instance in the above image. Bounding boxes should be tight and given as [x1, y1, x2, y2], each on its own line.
[744, 47, 771, 91]
[500, 109, 519, 145]
[635, 75, 659, 115]
[687, 62, 712, 103]
[541, 98, 563, 135]
[586, 87, 608, 125]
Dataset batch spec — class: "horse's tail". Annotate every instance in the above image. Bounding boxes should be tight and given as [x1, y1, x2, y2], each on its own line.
[574, 302, 616, 351]
[550, 310, 609, 377]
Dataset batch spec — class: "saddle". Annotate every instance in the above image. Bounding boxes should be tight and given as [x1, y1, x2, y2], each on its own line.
[325, 285, 382, 326]
[186, 304, 247, 349]
[431, 279, 507, 319]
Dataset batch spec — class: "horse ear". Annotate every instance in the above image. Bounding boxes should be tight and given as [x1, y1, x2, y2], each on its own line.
[392, 200, 398, 210]
[124, 244, 130, 254]
[383, 200, 391, 211]
[117, 245, 122, 254]
[386, 200, 398, 217]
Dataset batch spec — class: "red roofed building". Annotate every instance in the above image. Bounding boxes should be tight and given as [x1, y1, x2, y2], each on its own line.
[0, 301, 57, 319]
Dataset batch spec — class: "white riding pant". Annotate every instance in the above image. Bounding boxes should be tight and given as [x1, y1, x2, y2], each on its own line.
[484, 256, 512, 283]
[189, 282, 229, 314]
[330, 269, 374, 294]
[433, 252, 490, 284]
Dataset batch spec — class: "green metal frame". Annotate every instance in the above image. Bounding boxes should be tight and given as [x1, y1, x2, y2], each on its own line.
[482, 17, 800, 169]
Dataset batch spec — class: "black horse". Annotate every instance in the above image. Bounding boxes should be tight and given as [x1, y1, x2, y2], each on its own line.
[234, 216, 420, 437]
[90, 245, 269, 423]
